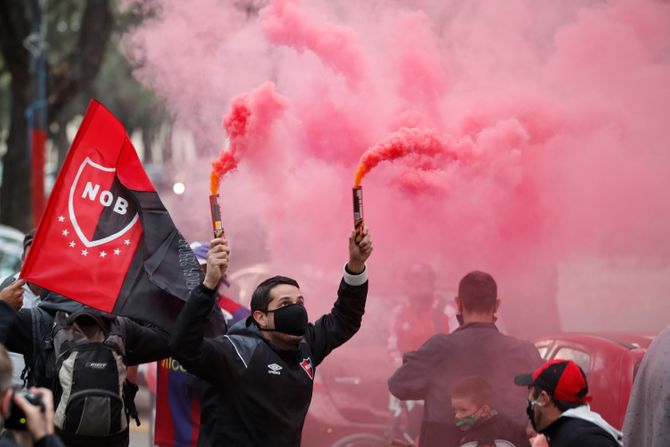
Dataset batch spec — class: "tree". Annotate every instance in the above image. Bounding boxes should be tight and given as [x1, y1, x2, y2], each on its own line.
[0, 0, 113, 231]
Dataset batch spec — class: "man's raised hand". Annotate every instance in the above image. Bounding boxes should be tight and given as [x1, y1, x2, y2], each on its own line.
[0, 279, 25, 311]
[203, 238, 230, 290]
[348, 228, 372, 274]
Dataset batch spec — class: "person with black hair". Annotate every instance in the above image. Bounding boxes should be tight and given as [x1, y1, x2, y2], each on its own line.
[388, 271, 542, 447]
[169, 229, 373, 446]
[514, 359, 622, 447]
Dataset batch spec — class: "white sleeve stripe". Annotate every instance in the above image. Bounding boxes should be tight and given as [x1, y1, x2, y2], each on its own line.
[343, 264, 368, 286]
[224, 335, 248, 368]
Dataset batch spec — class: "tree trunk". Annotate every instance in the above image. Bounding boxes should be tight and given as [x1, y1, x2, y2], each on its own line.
[52, 116, 71, 171]
[141, 125, 154, 164]
[1, 86, 33, 231]
[0, 0, 113, 230]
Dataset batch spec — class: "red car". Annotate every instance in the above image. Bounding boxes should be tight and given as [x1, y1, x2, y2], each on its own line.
[534, 332, 654, 430]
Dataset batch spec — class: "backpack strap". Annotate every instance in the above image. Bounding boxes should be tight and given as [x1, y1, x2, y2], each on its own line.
[24, 307, 56, 388]
[123, 380, 141, 427]
[113, 318, 138, 426]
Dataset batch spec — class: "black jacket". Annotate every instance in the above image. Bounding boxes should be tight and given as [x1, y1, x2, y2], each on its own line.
[0, 432, 65, 447]
[388, 323, 542, 447]
[543, 416, 621, 447]
[170, 270, 368, 447]
[458, 412, 531, 447]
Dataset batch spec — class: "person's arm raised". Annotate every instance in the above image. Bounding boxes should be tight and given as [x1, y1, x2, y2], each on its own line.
[307, 229, 373, 365]
[169, 238, 231, 384]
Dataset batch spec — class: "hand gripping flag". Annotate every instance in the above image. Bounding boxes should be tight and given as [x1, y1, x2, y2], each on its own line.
[21, 100, 203, 332]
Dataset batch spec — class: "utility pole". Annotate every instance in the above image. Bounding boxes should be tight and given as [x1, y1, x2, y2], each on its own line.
[24, 0, 48, 227]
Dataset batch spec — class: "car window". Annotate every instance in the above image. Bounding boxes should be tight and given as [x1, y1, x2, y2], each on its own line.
[554, 347, 592, 374]
[536, 343, 551, 360]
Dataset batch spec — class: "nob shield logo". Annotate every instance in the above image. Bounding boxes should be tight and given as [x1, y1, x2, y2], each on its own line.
[68, 157, 139, 248]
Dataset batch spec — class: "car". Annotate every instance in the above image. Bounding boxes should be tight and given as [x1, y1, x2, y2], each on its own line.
[534, 332, 655, 430]
[0, 224, 24, 281]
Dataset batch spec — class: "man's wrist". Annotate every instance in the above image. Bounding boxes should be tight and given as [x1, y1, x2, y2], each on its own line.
[34, 433, 55, 447]
[344, 263, 368, 286]
[30, 428, 49, 442]
[346, 260, 365, 274]
[202, 277, 218, 290]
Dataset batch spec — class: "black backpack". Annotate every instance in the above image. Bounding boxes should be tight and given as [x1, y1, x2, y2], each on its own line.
[26, 307, 140, 437]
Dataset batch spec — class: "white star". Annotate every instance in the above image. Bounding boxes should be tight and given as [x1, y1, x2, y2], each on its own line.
[123, 239, 131, 246]
[100, 251, 107, 258]
[69, 241, 76, 248]
[81, 249, 88, 256]
[113, 249, 121, 256]
[58, 216, 65, 222]
[62, 229, 69, 236]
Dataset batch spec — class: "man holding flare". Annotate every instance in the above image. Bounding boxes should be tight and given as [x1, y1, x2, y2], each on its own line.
[169, 228, 373, 446]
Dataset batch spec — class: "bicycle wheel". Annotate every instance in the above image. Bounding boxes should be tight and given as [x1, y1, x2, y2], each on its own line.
[330, 432, 389, 447]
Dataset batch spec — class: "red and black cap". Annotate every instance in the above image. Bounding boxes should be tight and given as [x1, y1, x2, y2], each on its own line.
[514, 359, 591, 404]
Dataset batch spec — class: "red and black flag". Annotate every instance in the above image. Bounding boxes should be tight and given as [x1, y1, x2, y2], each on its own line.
[21, 100, 203, 332]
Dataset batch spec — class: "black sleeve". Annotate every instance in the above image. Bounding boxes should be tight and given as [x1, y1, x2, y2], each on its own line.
[123, 319, 171, 366]
[0, 301, 33, 357]
[305, 271, 368, 366]
[574, 433, 621, 447]
[169, 284, 232, 385]
[388, 335, 445, 400]
[34, 434, 66, 447]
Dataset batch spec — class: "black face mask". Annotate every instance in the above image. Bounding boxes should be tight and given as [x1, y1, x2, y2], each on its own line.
[261, 304, 308, 336]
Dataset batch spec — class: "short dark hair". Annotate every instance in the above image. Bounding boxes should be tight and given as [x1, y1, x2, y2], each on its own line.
[250, 276, 299, 312]
[23, 229, 35, 253]
[451, 376, 494, 408]
[531, 386, 583, 412]
[458, 271, 497, 313]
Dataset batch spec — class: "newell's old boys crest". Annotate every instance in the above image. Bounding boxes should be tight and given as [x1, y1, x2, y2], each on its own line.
[69, 157, 140, 247]
[21, 100, 208, 332]
[300, 358, 314, 380]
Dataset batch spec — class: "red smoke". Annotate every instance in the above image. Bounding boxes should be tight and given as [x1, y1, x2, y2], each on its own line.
[260, 0, 366, 85]
[127, 0, 670, 336]
[354, 127, 460, 187]
[210, 82, 286, 194]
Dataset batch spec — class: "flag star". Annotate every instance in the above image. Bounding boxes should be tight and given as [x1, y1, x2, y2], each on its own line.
[113, 249, 121, 256]
[81, 249, 88, 256]
[62, 229, 69, 236]
[58, 216, 65, 222]
[100, 251, 107, 258]
[69, 241, 76, 248]
[123, 239, 131, 246]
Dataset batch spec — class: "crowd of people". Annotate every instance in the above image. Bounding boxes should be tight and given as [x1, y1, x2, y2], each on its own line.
[0, 225, 665, 447]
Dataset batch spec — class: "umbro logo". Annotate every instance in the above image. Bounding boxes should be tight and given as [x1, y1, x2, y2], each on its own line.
[267, 363, 282, 375]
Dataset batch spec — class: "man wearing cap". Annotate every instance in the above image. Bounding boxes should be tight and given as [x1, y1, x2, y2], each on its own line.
[515, 359, 622, 447]
[388, 271, 542, 447]
[169, 229, 373, 446]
